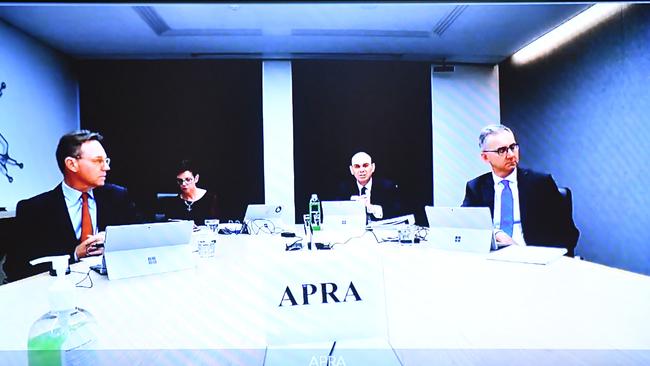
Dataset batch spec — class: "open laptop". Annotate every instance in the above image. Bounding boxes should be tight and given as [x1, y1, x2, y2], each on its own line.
[102, 220, 194, 280]
[316, 200, 368, 244]
[321, 200, 366, 230]
[243, 204, 286, 233]
[425, 206, 495, 253]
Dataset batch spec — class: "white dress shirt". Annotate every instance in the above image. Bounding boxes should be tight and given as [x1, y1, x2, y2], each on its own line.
[354, 179, 383, 219]
[356, 178, 373, 198]
[491, 169, 526, 245]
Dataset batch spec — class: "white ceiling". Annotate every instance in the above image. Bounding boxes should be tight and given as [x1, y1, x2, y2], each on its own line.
[0, 3, 590, 64]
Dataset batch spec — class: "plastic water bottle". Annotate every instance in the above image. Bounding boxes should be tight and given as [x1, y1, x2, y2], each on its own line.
[27, 255, 99, 366]
[309, 194, 321, 231]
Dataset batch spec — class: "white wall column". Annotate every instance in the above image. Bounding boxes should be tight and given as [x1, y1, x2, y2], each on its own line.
[431, 65, 501, 207]
[262, 61, 296, 224]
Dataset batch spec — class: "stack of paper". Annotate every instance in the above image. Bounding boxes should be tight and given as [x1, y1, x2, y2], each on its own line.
[487, 245, 567, 265]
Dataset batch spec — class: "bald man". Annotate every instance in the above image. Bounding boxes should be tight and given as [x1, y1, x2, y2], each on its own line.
[336, 152, 402, 221]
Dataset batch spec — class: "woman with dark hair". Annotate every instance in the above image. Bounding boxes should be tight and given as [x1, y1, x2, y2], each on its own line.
[161, 160, 219, 226]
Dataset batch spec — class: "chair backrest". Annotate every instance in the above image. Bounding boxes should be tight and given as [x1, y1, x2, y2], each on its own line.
[557, 186, 573, 219]
[0, 216, 16, 283]
[154, 193, 178, 222]
[157, 193, 177, 199]
[558, 186, 577, 258]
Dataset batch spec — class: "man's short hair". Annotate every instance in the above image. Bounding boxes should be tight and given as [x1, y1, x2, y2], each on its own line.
[55, 130, 103, 173]
[478, 124, 513, 150]
[176, 159, 199, 176]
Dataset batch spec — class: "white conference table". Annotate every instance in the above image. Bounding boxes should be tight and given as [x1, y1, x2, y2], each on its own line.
[1, 229, 650, 366]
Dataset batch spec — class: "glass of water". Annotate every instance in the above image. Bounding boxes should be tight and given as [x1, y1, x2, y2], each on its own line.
[197, 235, 216, 258]
[204, 219, 220, 234]
[398, 224, 416, 244]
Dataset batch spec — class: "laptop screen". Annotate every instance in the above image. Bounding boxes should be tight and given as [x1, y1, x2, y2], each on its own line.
[104, 221, 193, 252]
[243, 204, 284, 222]
[424, 206, 495, 253]
[425, 206, 493, 230]
[321, 201, 366, 228]
[103, 221, 195, 280]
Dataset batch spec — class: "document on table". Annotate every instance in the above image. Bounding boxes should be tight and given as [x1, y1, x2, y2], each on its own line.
[487, 245, 567, 265]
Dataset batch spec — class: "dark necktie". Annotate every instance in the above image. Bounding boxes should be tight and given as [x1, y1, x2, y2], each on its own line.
[81, 192, 93, 243]
[360, 186, 370, 223]
[500, 180, 514, 237]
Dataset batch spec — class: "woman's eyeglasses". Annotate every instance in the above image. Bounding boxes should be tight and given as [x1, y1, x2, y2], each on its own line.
[176, 177, 194, 185]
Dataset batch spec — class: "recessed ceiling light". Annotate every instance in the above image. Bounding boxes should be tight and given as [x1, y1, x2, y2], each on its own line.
[512, 3, 629, 65]
[229, 5, 240, 12]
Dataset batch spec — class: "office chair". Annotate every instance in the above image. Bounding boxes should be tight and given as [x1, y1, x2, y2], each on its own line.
[0, 216, 16, 284]
[558, 187, 578, 258]
[154, 192, 177, 222]
[557, 187, 572, 217]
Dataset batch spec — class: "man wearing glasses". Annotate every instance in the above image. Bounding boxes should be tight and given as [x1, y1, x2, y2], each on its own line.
[6, 130, 138, 281]
[462, 124, 579, 256]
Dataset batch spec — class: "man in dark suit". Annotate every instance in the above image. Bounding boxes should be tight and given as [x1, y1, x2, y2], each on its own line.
[6, 130, 138, 281]
[462, 125, 579, 256]
[336, 151, 402, 221]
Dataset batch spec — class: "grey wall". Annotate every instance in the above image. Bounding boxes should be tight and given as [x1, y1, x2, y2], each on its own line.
[0, 20, 78, 284]
[499, 5, 650, 275]
[0, 20, 79, 211]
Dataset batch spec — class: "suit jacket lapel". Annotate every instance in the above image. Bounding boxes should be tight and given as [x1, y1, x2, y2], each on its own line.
[480, 174, 496, 217]
[517, 168, 529, 225]
[368, 179, 379, 203]
[53, 184, 77, 243]
[94, 186, 106, 230]
[352, 180, 361, 197]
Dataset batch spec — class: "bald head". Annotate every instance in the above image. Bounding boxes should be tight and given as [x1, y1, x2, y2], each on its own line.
[349, 151, 375, 186]
[350, 152, 372, 165]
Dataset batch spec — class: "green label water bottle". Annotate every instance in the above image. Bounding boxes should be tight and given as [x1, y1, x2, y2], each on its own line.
[309, 194, 321, 231]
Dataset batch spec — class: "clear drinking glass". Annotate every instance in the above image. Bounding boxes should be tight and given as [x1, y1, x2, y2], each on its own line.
[204, 219, 220, 234]
[398, 224, 415, 244]
[196, 235, 216, 258]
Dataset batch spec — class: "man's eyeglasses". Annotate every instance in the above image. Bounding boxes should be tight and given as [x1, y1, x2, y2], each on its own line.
[76, 156, 111, 166]
[176, 177, 195, 185]
[483, 143, 519, 156]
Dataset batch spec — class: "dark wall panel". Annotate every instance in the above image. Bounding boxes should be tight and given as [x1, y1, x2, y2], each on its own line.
[292, 60, 432, 224]
[499, 5, 650, 274]
[77, 60, 264, 221]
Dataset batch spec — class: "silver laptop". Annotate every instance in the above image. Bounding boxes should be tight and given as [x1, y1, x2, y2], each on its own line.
[425, 206, 495, 253]
[321, 200, 367, 231]
[243, 204, 285, 233]
[103, 221, 194, 280]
